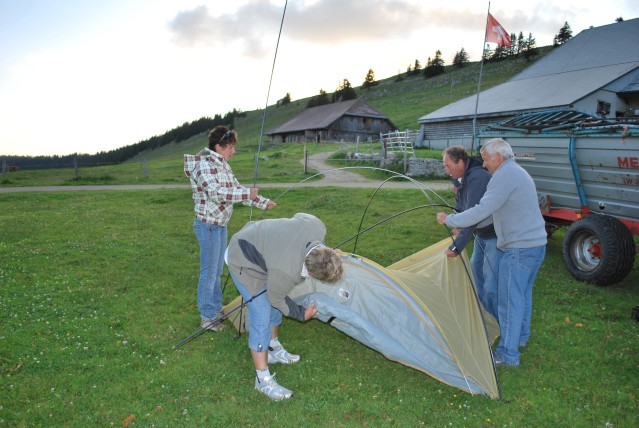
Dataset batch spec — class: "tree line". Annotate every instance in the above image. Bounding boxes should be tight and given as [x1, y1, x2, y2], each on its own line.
[291, 22, 574, 107]
[3, 110, 246, 170]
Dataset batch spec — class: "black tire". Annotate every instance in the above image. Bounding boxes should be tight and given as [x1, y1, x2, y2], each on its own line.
[562, 214, 635, 286]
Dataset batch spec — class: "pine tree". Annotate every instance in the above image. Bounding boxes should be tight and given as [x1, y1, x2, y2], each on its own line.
[335, 79, 357, 101]
[307, 89, 330, 108]
[554, 21, 573, 46]
[413, 59, 421, 75]
[452, 47, 469, 68]
[523, 33, 539, 61]
[362, 68, 378, 89]
[517, 32, 525, 56]
[508, 33, 517, 56]
[317, 89, 330, 105]
[490, 45, 509, 61]
[424, 50, 445, 78]
[279, 92, 291, 106]
[482, 45, 493, 61]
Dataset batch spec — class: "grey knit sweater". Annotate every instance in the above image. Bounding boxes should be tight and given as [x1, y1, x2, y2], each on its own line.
[445, 158, 546, 250]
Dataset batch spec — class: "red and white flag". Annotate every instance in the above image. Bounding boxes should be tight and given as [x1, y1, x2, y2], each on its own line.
[485, 13, 511, 47]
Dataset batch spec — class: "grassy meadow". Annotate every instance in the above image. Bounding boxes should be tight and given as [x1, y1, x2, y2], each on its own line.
[1, 184, 638, 427]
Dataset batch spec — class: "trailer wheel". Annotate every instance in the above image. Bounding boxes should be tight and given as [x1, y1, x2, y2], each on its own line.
[562, 215, 635, 286]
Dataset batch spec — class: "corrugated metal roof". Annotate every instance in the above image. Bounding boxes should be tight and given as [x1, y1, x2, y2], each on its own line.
[482, 109, 639, 134]
[420, 63, 638, 122]
[266, 99, 391, 134]
[620, 74, 639, 94]
[419, 18, 639, 123]
[485, 109, 595, 131]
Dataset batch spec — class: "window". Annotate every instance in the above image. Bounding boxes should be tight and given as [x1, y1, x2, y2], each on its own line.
[596, 100, 611, 116]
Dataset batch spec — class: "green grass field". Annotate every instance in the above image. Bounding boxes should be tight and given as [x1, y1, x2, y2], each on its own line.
[1, 185, 638, 427]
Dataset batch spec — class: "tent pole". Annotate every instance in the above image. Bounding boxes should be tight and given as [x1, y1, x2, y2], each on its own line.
[172, 289, 266, 349]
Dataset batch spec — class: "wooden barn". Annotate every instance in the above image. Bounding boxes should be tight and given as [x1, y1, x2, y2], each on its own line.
[265, 99, 396, 143]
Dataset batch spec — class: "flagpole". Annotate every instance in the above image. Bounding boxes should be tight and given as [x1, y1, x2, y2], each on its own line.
[471, 1, 491, 154]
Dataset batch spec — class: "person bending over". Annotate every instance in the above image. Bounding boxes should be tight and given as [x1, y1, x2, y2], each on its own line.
[226, 213, 343, 400]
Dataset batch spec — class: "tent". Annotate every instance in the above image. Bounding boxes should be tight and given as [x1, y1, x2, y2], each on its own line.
[224, 238, 501, 399]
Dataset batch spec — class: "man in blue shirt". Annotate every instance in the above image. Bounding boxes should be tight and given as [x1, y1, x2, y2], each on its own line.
[442, 146, 499, 319]
[438, 139, 546, 367]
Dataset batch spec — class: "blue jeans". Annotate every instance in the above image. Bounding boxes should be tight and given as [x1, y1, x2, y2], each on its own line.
[193, 218, 227, 320]
[495, 245, 546, 364]
[470, 236, 501, 319]
[230, 271, 282, 353]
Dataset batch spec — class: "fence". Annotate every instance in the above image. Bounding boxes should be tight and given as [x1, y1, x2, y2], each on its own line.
[380, 130, 417, 159]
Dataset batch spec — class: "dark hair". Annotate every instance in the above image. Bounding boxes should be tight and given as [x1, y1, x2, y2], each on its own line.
[443, 146, 469, 164]
[208, 126, 237, 150]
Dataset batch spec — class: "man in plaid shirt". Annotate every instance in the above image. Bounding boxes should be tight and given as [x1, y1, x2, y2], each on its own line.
[184, 125, 276, 332]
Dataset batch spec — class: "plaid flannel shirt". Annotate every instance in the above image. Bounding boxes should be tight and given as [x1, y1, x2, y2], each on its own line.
[184, 148, 270, 225]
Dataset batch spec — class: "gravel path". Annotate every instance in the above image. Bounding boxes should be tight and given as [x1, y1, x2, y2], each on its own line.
[258, 151, 452, 190]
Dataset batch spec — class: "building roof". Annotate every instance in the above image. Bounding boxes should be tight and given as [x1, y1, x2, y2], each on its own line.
[266, 99, 392, 134]
[419, 17, 639, 123]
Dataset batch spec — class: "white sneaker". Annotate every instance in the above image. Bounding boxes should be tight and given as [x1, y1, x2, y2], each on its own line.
[268, 346, 301, 364]
[255, 374, 293, 400]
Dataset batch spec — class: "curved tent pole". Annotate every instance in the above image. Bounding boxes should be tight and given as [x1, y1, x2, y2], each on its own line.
[334, 204, 451, 250]
[257, 165, 451, 214]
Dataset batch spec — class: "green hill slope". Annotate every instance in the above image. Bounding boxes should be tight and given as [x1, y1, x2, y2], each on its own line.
[2, 49, 551, 187]
[132, 47, 552, 161]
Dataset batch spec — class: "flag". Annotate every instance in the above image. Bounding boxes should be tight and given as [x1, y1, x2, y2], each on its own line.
[485, 13, 511, 47]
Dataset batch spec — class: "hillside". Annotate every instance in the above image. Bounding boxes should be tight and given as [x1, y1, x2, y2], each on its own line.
[130, 47, 552, 161]
[1, 48, 552, 186]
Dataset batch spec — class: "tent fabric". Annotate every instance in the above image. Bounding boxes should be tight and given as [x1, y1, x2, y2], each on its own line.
[225, 238, 501, 399]
[223, 295, 249, 334]
[289, 238, 500, 399]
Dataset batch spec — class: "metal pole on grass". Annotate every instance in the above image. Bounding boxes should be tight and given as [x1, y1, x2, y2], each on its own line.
[172, 289, 266, 349]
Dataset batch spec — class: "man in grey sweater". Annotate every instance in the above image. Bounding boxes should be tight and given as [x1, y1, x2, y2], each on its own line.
[437, 138, 546, 367]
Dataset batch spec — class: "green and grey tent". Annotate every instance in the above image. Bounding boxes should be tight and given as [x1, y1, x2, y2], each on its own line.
[225, 238, 501, 399]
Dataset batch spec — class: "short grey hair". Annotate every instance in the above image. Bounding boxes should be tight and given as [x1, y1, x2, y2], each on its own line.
[480, 138, 514, 160]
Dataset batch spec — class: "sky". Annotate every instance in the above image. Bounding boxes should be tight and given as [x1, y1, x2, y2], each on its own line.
[1, 0, 637, 156]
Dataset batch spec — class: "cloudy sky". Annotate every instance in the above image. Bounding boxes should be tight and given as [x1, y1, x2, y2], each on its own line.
[1, 0, 637, 156]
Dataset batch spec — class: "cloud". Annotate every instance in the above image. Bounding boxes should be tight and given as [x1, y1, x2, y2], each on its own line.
[168, 5, 218, 45]
[168, 2, 284, 58]
[168, 1, 486, 56]
[283, 0, 428, 43]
